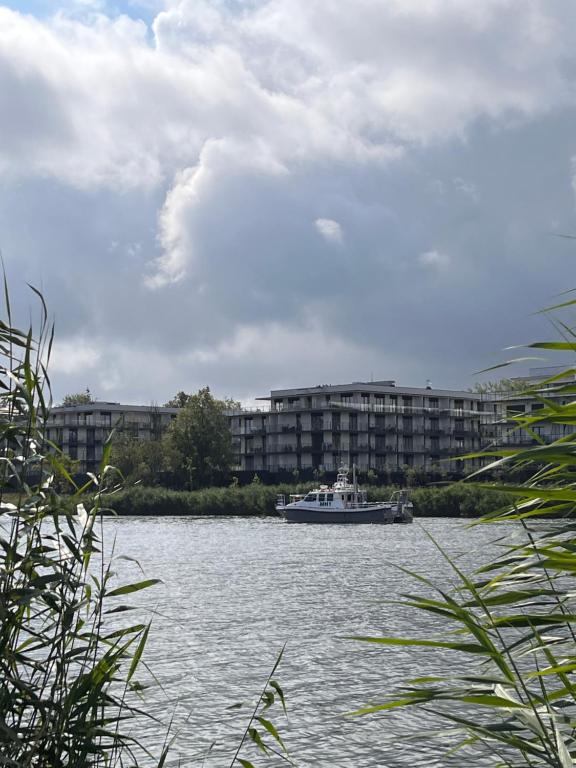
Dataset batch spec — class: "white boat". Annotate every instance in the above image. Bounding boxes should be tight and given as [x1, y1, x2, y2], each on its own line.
[275, 467, 413, 524]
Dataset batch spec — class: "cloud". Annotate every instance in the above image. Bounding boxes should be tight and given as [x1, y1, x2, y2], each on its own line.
[148, 137, 290, 287]
[418, 250, 450, 268]
[50, 337, 102, 375]
[3, 0, 576, 403]
[315, 218, 343, 245]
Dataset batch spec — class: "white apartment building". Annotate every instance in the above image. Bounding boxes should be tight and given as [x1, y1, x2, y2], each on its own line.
[46, 402, 179, 473]
[229, 380, 487, 473]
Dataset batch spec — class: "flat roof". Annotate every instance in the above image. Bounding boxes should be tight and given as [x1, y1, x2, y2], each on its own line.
[50, 402, 179, 414]
[260, 382, 479, 399]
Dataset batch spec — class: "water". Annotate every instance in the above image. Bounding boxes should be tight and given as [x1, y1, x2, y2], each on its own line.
[107, 516, 514, 767]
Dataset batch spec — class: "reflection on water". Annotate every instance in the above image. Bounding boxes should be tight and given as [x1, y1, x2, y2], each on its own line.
[107, 516, 514, 767]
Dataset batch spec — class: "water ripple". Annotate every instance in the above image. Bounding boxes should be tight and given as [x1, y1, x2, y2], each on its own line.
[106, 516, 514, 767]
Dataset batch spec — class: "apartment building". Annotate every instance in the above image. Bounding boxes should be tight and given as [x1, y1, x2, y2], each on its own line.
[489, 366, 576, 447]
[45, 402, 179, 473]
[229, 380, 487, 473]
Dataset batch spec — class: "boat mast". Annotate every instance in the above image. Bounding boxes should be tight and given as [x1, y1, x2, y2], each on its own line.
[352, 463, 358, 495]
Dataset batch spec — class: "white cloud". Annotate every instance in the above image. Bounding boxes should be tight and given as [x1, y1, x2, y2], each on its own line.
[418, 250, 450, 268]
[50, 338, 102, 374]
[147, 137, 290, 287]
[315, 218, 343, 245]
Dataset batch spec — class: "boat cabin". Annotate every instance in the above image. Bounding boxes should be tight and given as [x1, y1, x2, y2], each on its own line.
[279, 470, 369, 510]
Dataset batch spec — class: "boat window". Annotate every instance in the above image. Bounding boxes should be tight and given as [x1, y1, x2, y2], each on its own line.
[304, 494, 317, 502]
[327, 493, 333, 501]
[318, 493, 326, 502]
[347, 493, 352, 502]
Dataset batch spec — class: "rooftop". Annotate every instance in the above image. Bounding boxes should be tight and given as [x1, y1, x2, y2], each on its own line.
[259, 381, 479, 399]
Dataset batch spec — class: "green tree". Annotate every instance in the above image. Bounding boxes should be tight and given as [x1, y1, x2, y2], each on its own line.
[164, 390, 191, 408]
[163, 386, 234, 489]
[61, 388, 94, 406]
[110, 436, 164, 486]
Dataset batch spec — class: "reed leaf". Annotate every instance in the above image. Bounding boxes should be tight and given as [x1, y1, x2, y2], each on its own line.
[350, 290, 576, 766]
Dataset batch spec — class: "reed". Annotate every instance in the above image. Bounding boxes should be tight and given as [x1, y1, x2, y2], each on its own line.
[351, 294, 576, 766]
[0, 284, 164, 766]
[110, 483, 510, 518]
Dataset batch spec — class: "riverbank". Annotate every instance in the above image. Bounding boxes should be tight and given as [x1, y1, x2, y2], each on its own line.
[109, 483, 511, 518]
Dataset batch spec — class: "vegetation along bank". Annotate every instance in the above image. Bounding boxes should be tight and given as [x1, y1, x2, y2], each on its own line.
[109, 483, 511, 518]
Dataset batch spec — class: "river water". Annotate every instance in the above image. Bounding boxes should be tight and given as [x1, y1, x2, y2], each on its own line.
[107, 516, 517, 767]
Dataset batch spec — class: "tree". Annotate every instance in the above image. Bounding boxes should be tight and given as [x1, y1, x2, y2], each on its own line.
[163, 386, 234, 489]
[164, 391, 191, 408]
[110, 436, 164, 486]
[60, 389, 94, 406]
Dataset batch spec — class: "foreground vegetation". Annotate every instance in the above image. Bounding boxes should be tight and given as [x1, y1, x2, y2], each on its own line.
[110, 482, 512, 518]
[0, 287, 289, 767]
[0, 288, 166, 766]
[351, 294, 576, 765]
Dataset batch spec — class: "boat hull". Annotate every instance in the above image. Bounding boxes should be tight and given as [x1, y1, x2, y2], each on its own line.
[279, 505, 396, 524]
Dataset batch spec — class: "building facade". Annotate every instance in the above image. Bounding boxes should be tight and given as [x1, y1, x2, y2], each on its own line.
[46, 402, 179, 474]
[487, 366, 576, 448]
[229, 381, 488, 474]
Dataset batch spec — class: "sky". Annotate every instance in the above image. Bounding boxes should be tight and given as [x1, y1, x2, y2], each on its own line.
[3, 0, 576, 405]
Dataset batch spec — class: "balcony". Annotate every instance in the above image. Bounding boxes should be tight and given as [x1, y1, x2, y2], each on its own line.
[278, 444, 296, 452]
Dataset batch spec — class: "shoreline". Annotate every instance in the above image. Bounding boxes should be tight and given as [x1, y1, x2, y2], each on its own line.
[108, 483, 512, 519]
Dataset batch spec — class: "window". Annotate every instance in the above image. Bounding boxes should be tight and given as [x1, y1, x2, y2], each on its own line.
[341, 394, 353, 405]
[428, 397, 438, 408]
[319, 493, 326, 502]
[361, 393, 370, 406]
[327, 493, 333, 502]
[304, 494, 317, 502]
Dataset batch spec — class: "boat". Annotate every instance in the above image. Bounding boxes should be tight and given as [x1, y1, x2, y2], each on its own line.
[275, 467, 413, 524]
